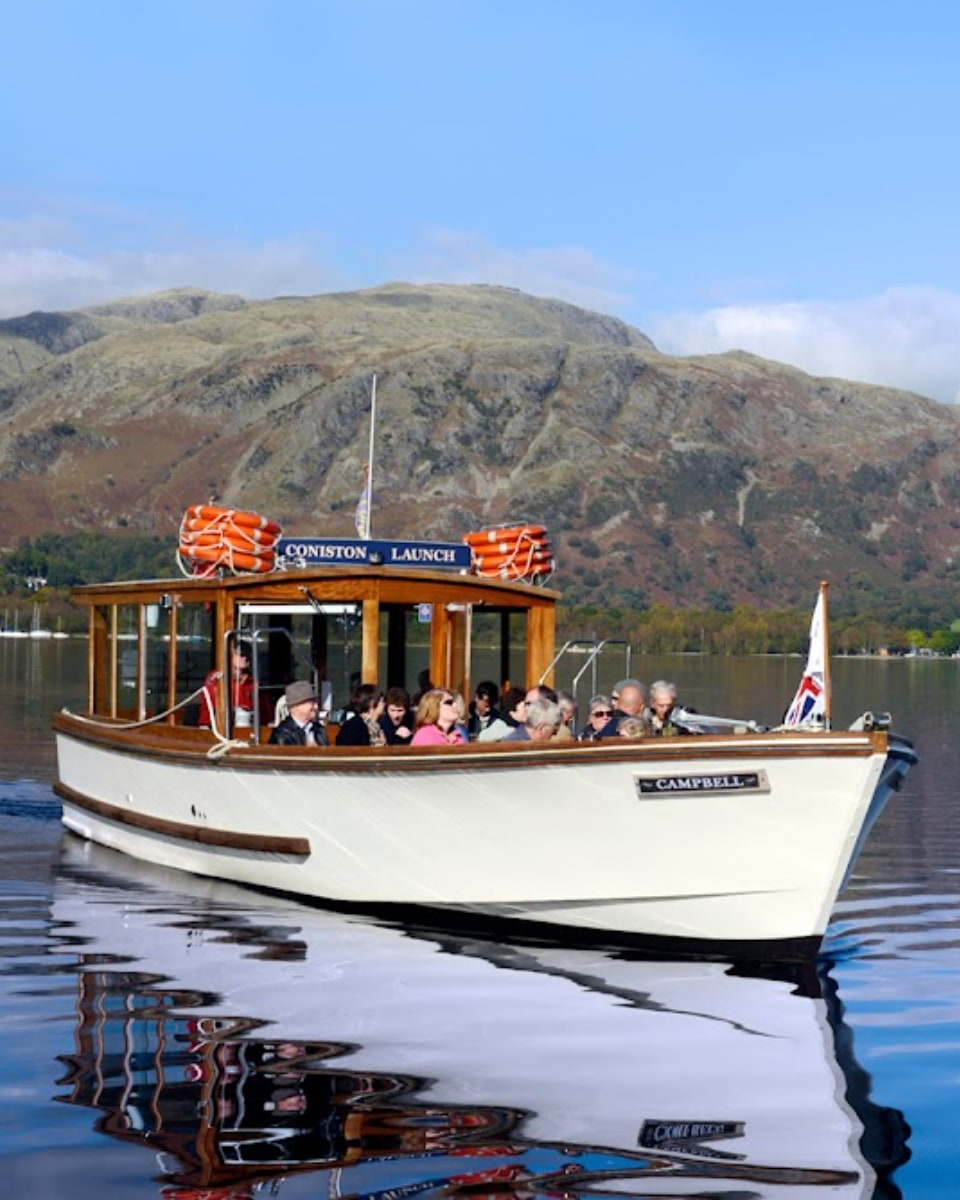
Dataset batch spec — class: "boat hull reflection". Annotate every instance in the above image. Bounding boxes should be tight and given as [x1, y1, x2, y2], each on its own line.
[50, 839, 906, 1199]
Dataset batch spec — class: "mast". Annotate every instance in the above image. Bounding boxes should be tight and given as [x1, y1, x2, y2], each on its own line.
[356, 374, 377, 540]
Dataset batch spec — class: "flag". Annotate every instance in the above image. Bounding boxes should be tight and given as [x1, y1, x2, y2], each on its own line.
[784, 589, 827, 726]
[354, 466, 371, 539]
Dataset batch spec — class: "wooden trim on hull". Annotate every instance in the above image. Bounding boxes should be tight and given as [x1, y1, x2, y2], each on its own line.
[53, 711, 887, 772]
[54, 781, 311, 857]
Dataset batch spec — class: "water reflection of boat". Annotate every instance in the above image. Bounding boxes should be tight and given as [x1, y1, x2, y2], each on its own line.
[47, 840, 909, 1199]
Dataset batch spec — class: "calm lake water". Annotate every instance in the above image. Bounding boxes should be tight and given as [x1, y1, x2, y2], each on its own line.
[1, 639, 958, 1198]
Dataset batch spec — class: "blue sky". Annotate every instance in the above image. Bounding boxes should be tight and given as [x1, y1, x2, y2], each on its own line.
[4, 0, 960, 400]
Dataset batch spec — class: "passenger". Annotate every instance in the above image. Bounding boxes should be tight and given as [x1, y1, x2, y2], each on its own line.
[525, 684, 559, 704]
[380, 686, 414, 744]
[554, 690, 577, 741]
[336, 684, 387, 746]
[618, 714, 652, 738]
[450, 691, 471, 741]
[268, 681, 328, 746]
[410, 690, 468, 746]
[598, 682, 647, 738]
[611, 677, 644, 709]
[579, 694, 614, 741]
[502, 696, 563, 743]
[200, 640, 269, 729]
[648, 679, 685, 736]
[411, 668, 434, 707]
[467, 681, 500, 739]
[477, 686, 527, 742]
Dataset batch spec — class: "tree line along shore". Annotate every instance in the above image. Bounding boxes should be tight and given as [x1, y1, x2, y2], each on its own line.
[3, 531, 959, 655]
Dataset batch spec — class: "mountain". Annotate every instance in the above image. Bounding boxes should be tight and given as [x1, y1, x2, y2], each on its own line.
[1, 281, 959, 610]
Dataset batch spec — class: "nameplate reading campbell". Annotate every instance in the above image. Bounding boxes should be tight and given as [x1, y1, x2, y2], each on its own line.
[635, 770, 770, 798]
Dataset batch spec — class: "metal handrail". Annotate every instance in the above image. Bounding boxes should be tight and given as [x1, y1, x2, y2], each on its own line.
[540, 637, 632, 733]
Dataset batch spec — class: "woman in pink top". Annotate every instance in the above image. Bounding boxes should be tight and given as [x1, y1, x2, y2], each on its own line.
[410, 689, 467, 746]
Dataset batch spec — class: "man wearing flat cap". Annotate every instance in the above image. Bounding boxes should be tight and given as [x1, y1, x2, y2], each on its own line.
[268, 681, 328, 746]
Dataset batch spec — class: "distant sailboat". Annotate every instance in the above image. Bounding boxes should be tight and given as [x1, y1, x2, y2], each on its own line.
[2, 608, 28, 638]
[29, 602, 53, 639]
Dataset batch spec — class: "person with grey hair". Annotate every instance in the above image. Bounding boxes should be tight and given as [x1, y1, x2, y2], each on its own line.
[580, 694, 614, 741]
[648, 679, 683, 736]
[554, 690, 577, 741]
[503, 695, 563, 742]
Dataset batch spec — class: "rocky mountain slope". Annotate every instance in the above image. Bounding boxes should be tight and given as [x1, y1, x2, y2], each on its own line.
[1, 281, 959, 609]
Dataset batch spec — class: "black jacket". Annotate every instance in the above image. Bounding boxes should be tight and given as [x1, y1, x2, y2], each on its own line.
[268, 716, 328, 746]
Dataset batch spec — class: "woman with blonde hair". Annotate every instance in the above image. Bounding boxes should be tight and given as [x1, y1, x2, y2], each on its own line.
[410, 689, 467, 746]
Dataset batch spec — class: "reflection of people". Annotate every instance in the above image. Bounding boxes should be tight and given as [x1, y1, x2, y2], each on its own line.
[268, 682, 328, 745]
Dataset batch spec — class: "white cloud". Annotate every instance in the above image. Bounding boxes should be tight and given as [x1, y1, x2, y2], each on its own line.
[388, 229, 644, 317]
[0, 239, 353, 317]
[650, 287, 960, 404]
[0, 194, 356, 317]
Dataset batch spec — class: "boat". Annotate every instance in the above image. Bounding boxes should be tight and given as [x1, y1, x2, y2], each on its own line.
[28, 600, 53, 638]
[48, 843, 904, 1199]
[1, 607, 28, 638]
[52, 523, 917, 961]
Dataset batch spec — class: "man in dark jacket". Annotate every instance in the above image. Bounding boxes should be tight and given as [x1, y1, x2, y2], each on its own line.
[269, 681, 328, 746]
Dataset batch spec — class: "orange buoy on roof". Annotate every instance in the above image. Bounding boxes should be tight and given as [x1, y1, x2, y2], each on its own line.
[464, 523, 555, 584]
[177, 504, 282, 577]
[464, 524, 547, 547]
[185, 504, 282, 535]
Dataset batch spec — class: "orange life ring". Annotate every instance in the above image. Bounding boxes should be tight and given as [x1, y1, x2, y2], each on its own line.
[475, 561, 554, 581]
[180, 518, 279, 546]
[472, 550, 553, 570]
[464, 524, 547, 547]
[468, 538, 551, 559]
[184, 504, 282, 536]
[179, 528, 279, 551]
[180, 544, 276, 573]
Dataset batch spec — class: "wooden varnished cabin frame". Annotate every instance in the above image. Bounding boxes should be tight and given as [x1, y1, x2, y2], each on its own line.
[73, 566, 559, 732]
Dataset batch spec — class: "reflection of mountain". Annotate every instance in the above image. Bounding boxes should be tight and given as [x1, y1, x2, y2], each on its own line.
[48, 841, 908, 1199]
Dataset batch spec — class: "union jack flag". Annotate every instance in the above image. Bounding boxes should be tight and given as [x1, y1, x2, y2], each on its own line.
[784, 588, 827, 726]
[783, 671, 823, 725]
[354, 466, 371, 539]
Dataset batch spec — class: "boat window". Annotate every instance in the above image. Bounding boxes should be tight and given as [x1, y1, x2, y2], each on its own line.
[174, 602, 216, 721]
[377, 605, 430, 695]
[143, 602, 172, 719]
[91, 605, 110, 715]
[471, 609, 528, 694]
[116, 604, 140, 719]
[324, 606, 363, 718]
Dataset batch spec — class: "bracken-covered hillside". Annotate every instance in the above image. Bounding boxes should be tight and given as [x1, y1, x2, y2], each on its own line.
[2, 281, 959, 610]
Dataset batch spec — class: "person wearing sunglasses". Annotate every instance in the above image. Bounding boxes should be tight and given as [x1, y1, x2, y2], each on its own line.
[411, 689, 468, 746]
[579, 694, 614, 742]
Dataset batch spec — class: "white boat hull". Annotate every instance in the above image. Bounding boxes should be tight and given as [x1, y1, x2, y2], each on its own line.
[54, 718, 914, 957]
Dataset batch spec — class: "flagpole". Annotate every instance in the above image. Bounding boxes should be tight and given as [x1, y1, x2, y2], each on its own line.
[364, 374, 377, 540]
[820, 579, 831, 730]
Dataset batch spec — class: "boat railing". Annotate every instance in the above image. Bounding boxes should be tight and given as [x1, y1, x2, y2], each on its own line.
[541, 638, 632, 731]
